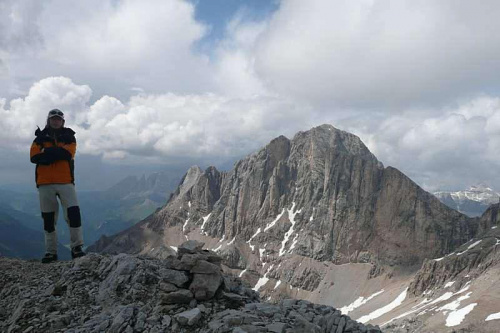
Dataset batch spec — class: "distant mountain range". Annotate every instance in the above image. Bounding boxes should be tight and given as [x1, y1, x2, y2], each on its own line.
[434, 184, 500, 217]
[0, 169, 184, 259]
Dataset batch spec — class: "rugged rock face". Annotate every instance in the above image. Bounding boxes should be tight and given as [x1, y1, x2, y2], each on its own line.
[0, 240, 381, 333]
[477, 203, 500, 233]
[381, 211, 500, 333]
[408, 204, 500, 297]
[93, 125, 475, 267]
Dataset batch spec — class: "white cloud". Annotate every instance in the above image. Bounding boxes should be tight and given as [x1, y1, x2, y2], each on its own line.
[212, 11, 269, 98]
[3, 0, 500, 192]
[253, 0, 500, 108]
[0, 77, 91, 148]
[1, 0, 214, 100]
[344, 96, 500, 191]
[3, 75, 500, 192]
[3, 77, 309, 162]
[5, 0, 500, 109]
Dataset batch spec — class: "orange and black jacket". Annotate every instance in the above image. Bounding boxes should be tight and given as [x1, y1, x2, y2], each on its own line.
[30, 127, 77, 187]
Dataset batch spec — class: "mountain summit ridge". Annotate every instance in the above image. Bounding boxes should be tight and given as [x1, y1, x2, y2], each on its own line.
[92, 124, 475, 265]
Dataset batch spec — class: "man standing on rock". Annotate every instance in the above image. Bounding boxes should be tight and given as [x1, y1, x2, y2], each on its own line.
[30, 109, 85, 263]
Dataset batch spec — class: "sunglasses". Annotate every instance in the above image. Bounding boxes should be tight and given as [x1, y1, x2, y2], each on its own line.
[49, 110, 64, 116]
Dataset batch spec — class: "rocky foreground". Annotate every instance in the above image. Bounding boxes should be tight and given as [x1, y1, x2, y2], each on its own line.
[0, 241, 381, 333]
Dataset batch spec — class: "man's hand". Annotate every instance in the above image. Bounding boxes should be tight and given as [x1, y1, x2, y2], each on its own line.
[44, 147, 72, 161]
[31, 153, 54, 165]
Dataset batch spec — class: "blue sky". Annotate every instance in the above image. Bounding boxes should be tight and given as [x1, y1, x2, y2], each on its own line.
[189, 0, 279, 45]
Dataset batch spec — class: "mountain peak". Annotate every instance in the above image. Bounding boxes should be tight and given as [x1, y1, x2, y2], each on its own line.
[178, 165, 203, 196]
[468, 183, 495, 192]
[291, 123, 381, 165]
[264, 135, 291, 163]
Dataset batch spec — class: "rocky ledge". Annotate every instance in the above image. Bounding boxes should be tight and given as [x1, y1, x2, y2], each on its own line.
[0, 240, 381, 333]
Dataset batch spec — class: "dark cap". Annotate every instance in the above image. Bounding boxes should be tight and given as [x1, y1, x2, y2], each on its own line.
[47, 109, 65, 120]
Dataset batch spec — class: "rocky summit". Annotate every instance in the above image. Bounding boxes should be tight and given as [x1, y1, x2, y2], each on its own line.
[89, 124, 500, 332]
[0, 240, 381, 333]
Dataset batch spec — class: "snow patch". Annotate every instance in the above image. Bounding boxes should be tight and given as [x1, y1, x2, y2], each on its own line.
[239, 269, 247, 278]
[259, 248, 265, 260]
[227, 237, 236, 245]
[265, 209, 286, 232]
[486, 312, 500, 321]
[467, 240, 482, 250]
[340, 290, 385, 315]
[457, 240, 482, 255]
[200, 213, 211, 234]
[248, 228, 261, 242]
[437, 292, 472, 312]
[492, 226, 498, 229]
[383, 282, 472, 326]
[279, 202, 302, 256]
[288, 233, 299, 253]
[253, 265, 274, 291]
[170, 246, 178, 252]
[247, 228, 261, 253]
[444, 281, 455, 288]
[457, 281, 471, 294]
[274, 280, 282, 290]
[358, 288, 408, 323]
[183, 202, 191, 232]
[445, 303, 477, 327]
[434, 252, 455, 261]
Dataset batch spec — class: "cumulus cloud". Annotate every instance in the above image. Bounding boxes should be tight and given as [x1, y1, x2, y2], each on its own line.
[2, 76, 310, 162]
[2, 75, 500, 192]
[341, 96, 500, 191]
[253, 0, 500, 108]
[0, 77, 92, 148]
[5, 0, 500, 109]
[1, 0, 214, 100]
[211, 11, 270, 98]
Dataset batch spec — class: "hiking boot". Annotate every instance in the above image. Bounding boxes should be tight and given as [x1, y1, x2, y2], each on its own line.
[71, 245, 86, 259]
[41, 253, 58, 264]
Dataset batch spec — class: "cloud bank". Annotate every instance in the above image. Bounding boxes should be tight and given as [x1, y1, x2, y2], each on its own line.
[2, 0, 500, 191]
